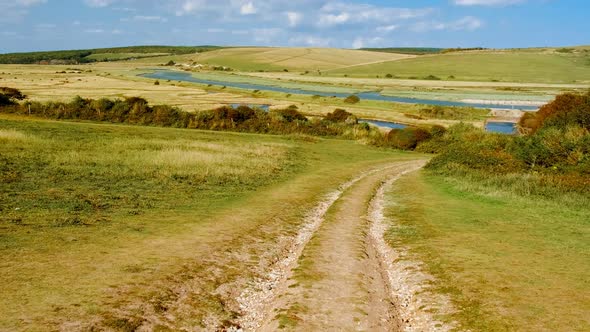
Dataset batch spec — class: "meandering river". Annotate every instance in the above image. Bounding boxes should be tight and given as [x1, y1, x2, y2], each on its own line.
[141, 70, 539, 111]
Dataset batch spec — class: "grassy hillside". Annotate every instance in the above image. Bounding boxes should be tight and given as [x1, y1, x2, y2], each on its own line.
[329, 51, 590, 83]
[386, 172, 590, 331]
[0, 115, 413, 330]
[161, 47, 413, 71]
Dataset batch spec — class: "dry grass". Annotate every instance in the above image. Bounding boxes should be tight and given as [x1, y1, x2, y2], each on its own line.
[0, 128, 29, 141]
[132, 47, 413, 71]
[0, 64, 288, 112]
[0, 115, 413, 331]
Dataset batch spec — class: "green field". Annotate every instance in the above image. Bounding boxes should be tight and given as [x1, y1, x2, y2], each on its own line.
[329, 51, 590, 83]
[0, 115, 414, 331]
[386, 172, 590, 331]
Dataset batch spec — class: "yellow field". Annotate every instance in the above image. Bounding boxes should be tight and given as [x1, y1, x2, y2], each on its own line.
[131, 47, 413, 71]
[0, 64, 292, 112]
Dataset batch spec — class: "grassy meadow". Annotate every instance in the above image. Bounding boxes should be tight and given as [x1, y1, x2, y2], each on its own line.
[386, 172, 590, 331]
[329, 51, 590, 83]
[0, 114, 417, 330]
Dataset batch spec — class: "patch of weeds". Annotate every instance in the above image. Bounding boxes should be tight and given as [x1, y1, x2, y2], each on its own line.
[53, 215, 87, 227]
[276, 304, 307, 329]
[102, 315, 144, 332]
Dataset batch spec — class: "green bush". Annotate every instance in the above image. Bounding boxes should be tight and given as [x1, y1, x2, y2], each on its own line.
[325, 108, 353, 123]
[344, 95, 360, 104]
[386, 127, 432, 150]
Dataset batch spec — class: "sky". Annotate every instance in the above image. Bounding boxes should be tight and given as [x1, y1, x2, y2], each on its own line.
[0, 0, 588, 53]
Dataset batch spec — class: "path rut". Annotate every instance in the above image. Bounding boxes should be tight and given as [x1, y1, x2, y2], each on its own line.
[239, 160, 427, 331]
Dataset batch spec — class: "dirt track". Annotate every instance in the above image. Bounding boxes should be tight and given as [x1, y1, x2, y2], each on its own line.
[225, 160, 454, 331]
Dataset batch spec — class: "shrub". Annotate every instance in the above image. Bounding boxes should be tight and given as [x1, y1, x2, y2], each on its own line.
[518, 91, 590, 134]
[325, 108, 353, 123]
[154, 80, 160, 85]
[344, 95, 360, 104]
[424, 75, 441, 80]
[386, 127, 432, 150]
[0, 87, 26, 106]
[273, 107, 307, 122]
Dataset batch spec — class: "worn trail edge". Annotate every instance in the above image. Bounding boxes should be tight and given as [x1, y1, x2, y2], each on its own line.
[230, 159, 458, 331]
[232, 161, 419, 331]
[368, 165, 458, 331]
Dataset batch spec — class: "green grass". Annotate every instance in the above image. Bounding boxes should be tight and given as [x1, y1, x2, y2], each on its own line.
[385, 171, 590, 331]
[0, 115, 413, 331]
[330, 52, 590, 83]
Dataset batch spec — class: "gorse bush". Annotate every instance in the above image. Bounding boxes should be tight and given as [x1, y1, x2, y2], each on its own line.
[422, 92, 590, 196]
[518, 91, 590, 135]
[325, 108, 355, 123]
[386, 127, 432, 150]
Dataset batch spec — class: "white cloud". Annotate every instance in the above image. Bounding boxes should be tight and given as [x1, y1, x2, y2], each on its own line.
[412, 16, 483, 32]
[318, 12, 350, 26]
[453, 0, 525, 6]
[0, 0, 46, 23]
[84, 0, 117, 8]
[240, 2, 257, 15]
[352, 36, 383, 49]
[132, 15, 168, 22]
[84, 28, 105, 33]
[285, 11, 302, 27]
[376, 25, 398, 33]
[317, 3, 433, 27]
[289, 35, 332, 47]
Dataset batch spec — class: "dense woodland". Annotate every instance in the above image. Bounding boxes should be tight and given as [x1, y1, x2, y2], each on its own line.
[0, 46, 220, 64]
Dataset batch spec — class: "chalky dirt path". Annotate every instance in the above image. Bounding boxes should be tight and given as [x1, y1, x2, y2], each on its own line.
[230, 160, 454, 331]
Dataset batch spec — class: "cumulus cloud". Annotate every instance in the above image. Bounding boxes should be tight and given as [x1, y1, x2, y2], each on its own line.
[317, 2, 433, 27]
[85, 0, 117, 7]
[352, 36, 383, 49]
[240, 2, 256, 15]
[132, 15, 168, 22]
[0, 0, 46, 23]
[289, 35, 332, 47]
[453, 0, 525, 6]
[412, 16, 483, 32]
[376, 25, 398, 33]
[285, 11, 303, 27]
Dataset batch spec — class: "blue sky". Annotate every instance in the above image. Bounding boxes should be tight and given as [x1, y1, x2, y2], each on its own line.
[0, 0, 588, 53]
